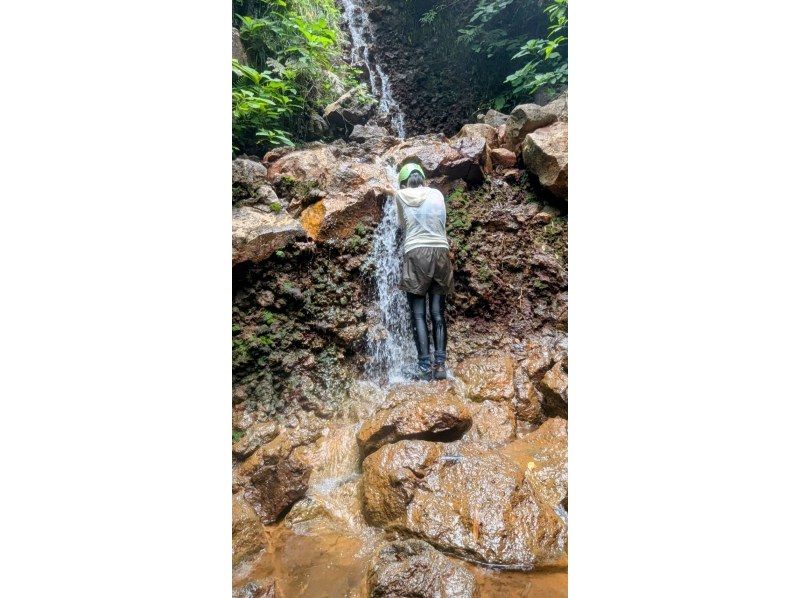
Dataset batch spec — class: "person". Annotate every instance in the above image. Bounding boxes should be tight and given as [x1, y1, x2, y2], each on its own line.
[394, 162, 455, 381]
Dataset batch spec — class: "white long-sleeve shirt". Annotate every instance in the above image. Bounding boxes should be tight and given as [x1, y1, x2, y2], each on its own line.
[394, 187, 450, 254]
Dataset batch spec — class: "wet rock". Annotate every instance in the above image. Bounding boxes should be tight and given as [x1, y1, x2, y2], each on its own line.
[517, 417, 568, 508]
[232, 579, 281, 598]
[478, 109, 510, 128]
[268, 146, 393, 242]
[453, 353, 516, 402]
[513, 365, 543, 424]
[238, 431, 313, 524]
[462, 399, 516, 447]
[504, 104, 558, 153]
[362, 439, 566, 569]
[323, 88, 375, 135]
[232, 28, 248, 65]
[539, 358, 568, 417]
[267, 146, 337, 190]
[232, 206, 306, 265]
[233, 421, 280, 460]
[447, 135, 492, 183]
[357, 389, 472, 458]
[522, 122, 568, 199]
[490, 147, 518, 169]
[382, 134, 462, 177]
[367, 539, 478, 598]
[452, 123, 498, 149]
[232, 493, 267, 566]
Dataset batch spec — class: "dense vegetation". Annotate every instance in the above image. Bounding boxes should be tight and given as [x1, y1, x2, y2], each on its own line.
[232, 0, 359, 154]
[419, 0, 568, 110]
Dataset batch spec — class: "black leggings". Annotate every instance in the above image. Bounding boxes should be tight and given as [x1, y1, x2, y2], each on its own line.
[407, 292, 447, 366]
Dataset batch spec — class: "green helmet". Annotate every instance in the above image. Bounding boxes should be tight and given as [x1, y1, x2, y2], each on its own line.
[398, 162, 426, 185]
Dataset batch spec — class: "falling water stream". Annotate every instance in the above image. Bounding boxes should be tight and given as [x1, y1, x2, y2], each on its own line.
[363, 167, 417, 384]
[340, 0, 407, 137]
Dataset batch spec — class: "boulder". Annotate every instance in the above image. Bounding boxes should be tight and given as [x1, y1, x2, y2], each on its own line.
[268, 146, 393, 242]
[542, 91, 568, 122]
[232, 28, 248, 65]
[232, 158, 280, 206]
[453, 353, 516, 402]
[478, 109, 510, 128]
[323, 87, 375, 134]
[367, 539, 477, 598]
[233, 421, 280, 460]
[504, 104, 557, 153]
[362, 439, 567, 569]
[513, 365, 543, 424]
[232, 206, 306, 265]
[522, 122, 568, 199]
[382, 134, 462, 177]
[462, 399, 516, 447]
[232, 493, 267, 567]
[490, 147, 518, 169]
[237, 431, 313, 524]
[447, 135, 492, 182]
[452, 123, 498, 149]
[357, 390, 472, 458]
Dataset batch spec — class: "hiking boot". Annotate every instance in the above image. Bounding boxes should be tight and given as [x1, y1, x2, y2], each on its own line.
[433, 362, 447, 380]
[414, 362, 433, 381]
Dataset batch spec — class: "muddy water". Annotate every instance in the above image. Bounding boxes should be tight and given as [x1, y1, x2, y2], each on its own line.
[235, 524, 567, 597]
[235, 384, 568, 596]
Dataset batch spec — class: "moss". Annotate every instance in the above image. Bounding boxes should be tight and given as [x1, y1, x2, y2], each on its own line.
[263, 310, 276, 325]
[269, 201, 282, 213]
[232, 429, 244, 443]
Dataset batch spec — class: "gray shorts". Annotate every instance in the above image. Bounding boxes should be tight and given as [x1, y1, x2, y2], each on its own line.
[399, 246, 454, 296]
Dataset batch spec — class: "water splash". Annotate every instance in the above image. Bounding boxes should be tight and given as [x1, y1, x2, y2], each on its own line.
[340, 0, 407, 137]
[363, 194, 416, 383]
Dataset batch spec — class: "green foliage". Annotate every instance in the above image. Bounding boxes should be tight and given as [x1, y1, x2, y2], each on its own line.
[505, 0, 568, 96]
[232, 0, 357, 153]
[269, 201, 282, 213]
[232, 429, 245, 443]
[421, 0, 567, 106]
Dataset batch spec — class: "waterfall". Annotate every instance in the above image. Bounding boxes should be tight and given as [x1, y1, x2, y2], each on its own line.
[340, 0, 407, 138]
[363, 163, 417, 383]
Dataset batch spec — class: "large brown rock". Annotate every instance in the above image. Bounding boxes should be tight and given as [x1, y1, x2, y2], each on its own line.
[237, 431, 313, 524]
[542, 91, 568, 122]
[454, 353, 516, 402]
[367, 539, 477, 598]
[522, 122, 568, 199]
[232, 158, 279, 206]
[232, 206, 306, 265]
[362, 439, 566, 569]
[462, 399, 516, 447]
[233, 421, 280, 460]
[232, 493, 267, 567]
[452, 123, 498, 149]
[357, 390, 472, 458]
[382, 133, 489, 183]
[382, 134, 462, 176]
[267, 146, 393, 242]
[504, 104, 557, 153]
[477, 109, 510, 127]
[490, 147, 518, 168]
